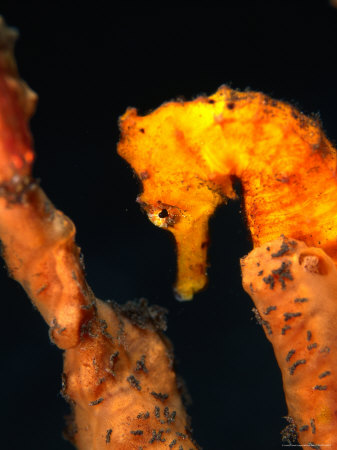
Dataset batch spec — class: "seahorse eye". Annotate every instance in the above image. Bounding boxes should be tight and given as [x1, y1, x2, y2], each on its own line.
[158, 209, 169, 218]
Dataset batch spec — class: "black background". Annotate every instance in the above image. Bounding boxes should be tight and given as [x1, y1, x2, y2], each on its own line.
[1, 1, 337, 449]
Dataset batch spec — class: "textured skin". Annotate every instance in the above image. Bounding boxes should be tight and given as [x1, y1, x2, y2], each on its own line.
[118, 86, 337, 300]
[241, 237, 337, 449]
[118, 81, 337, 447]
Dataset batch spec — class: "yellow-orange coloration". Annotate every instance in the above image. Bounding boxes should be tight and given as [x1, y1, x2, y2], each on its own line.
[118, 87, 337, 300]
[0, 16, 92, 350]
[0, 18, 198, 449]
[5, 10, 337, 448]
[241, 236, 337, 448]
[0, 17, 36, 182]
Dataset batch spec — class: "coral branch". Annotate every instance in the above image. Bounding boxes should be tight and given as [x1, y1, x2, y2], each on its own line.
[0, 184, 95, 349]
[0, 16, 93, 349]
[0, 17, 198, 449]
[0, 16, 36, 182]
[64, 299, 197, 449]
[241, 236, 337, 449]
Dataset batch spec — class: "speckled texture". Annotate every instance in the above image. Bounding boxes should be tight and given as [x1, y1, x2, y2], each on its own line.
[242, 236, 337, 449]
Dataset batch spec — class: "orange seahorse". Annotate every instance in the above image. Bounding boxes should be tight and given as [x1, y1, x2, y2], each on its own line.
[118, 87, 337, 449]
[118, 87, 337, 300]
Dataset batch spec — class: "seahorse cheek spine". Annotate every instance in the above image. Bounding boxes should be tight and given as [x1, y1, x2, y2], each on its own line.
[241, 237, 337, 448]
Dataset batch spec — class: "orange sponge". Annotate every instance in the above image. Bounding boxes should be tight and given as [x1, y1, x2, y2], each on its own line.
[241, 236, 337, 449]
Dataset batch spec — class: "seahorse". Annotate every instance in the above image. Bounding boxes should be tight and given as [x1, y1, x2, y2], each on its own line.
[118, 87, 337, 449]
[118, 86, 337, 301]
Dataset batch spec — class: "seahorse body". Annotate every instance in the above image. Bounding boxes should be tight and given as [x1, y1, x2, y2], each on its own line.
[118, 86, 337, 300]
